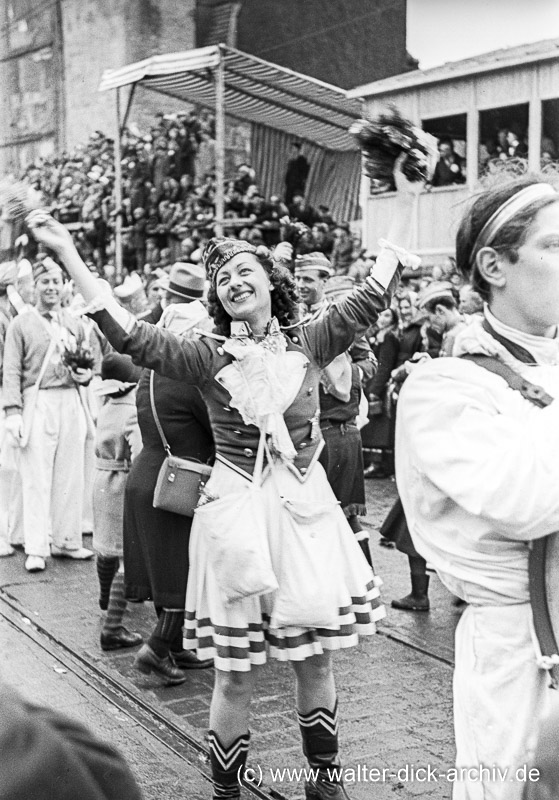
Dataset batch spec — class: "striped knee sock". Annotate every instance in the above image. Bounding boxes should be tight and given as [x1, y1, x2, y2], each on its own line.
[298, 700, 341, 774]
[208, 730, 250, 800]
[96, 555, 119, 611]
[103, 571, 127, 634]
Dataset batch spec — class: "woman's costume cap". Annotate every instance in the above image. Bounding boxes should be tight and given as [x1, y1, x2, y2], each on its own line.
[204, 238, 257, 285]
[469, 183, 558, 267]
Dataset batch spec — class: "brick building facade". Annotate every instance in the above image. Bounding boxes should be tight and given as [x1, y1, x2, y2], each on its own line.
[0, 0, 413, 174]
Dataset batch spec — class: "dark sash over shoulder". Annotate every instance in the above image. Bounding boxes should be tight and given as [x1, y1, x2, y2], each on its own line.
[462, 341, 559, 689]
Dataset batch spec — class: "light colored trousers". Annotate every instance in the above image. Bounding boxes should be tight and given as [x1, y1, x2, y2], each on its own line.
[20, 388, 86, 558]
[453, 603, 551, 800]
[0, 388, 23, 551]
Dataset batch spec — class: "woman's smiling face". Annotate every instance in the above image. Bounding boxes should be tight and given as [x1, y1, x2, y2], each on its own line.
[215, 252, 272, 326]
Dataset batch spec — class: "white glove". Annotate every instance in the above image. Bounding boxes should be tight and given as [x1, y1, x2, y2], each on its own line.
[5, 414, 23, 443]
[273, 242, 293, 263]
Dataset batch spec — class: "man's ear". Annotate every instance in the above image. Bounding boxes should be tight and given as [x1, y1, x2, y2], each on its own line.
[476, 247, 507, 291]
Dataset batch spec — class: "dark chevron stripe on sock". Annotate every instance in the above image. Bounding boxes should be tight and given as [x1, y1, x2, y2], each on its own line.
[297, 701, 339, 736]
[208, 730, 250, 799]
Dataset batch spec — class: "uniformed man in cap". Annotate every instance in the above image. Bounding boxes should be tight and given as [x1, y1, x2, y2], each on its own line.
[3, 257, 94, 572]
[295, 253, 376, 564]
[418, 280, 466, 357]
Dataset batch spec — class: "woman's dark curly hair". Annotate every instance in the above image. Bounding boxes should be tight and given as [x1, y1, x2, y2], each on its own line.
[206, 245, 299, 336]
[456, 175, 559, 301]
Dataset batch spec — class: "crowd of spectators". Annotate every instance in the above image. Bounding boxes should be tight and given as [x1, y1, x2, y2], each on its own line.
[18, 109, 359, 280]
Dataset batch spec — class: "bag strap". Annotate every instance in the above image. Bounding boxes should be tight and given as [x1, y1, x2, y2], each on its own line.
[34, 336, 58, 393]
[462, 351, 558, 685]
[149, 371, 172, 456]
[461, 354, 554, 408]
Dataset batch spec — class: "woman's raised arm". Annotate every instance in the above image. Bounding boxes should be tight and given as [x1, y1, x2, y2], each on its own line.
[26, 211, 211, 385]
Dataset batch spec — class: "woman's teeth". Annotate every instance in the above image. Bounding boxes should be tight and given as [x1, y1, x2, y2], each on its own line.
[232, 291, 251, 303]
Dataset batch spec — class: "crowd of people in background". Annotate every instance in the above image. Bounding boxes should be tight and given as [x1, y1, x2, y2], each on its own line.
[18, 110, 354, 279]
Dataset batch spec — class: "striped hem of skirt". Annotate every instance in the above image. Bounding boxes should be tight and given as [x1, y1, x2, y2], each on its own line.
[184, 596, 385, 672]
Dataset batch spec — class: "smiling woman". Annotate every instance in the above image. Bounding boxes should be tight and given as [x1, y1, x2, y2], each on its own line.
[206, 240, 299, 337]
[26, 185, 411, 800]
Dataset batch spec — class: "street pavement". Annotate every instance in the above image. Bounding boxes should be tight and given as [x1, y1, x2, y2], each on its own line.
[0, 478, 462, 800]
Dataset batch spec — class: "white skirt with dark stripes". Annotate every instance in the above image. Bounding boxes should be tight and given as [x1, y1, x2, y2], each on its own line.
[184, 458, 385, 672]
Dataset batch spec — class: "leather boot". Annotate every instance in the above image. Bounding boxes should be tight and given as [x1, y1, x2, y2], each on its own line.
[208, 730, 250, 800]
[298, 702, 351, 800]
[391, 574, 430, 611]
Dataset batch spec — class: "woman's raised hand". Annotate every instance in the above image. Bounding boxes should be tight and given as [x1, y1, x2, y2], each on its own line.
[273, 241, 293, 263]
[393, 153, 423, 196]
[26, 210, 75, 254]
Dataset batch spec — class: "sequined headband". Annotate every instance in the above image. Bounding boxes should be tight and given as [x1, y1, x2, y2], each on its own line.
[204, 239, 258, 285]
[469, 183, 557, 268]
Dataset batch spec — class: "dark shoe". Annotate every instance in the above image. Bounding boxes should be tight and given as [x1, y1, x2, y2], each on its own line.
[379, 537, 395, 548]
[134, 644, 187, 685]
[391, 593, 430, 611]
[170, 649, 214, 670]
[305, 773, 352, 800]
[51, 545, 93, 560]
[100, 626, 143, 651]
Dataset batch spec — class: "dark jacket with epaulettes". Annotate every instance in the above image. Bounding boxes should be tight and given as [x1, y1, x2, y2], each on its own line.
[92, 276, 395, 481]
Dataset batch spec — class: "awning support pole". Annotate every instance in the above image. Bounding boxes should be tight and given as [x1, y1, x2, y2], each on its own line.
[114, 86, 123, 281]
[214, 46, 225, 237]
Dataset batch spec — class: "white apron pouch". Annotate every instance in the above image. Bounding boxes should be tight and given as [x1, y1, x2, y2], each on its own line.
[194, 430, 278, 605]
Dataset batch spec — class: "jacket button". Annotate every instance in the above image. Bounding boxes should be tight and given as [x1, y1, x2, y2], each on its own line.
[217, 346, 224, 355]
[223, 406, 231, 411]
[292, 336, 299, 343]
[300, 467, 307, 474]
[243, 448, 253, 457]
[299, 442, 307, 449]
[233, 429, 243, 435]
[307, 387, 313, 395]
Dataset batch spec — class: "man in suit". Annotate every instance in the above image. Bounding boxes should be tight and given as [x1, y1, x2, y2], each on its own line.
[431, 138, 466, 187]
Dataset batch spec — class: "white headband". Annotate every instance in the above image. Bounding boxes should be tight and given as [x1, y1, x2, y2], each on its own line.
[469, 183, 557, 268]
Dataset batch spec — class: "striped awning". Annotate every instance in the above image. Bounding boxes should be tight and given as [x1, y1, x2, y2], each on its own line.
[98, 45, 361, 152]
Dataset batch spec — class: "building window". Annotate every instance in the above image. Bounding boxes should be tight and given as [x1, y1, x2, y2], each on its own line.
[422, 114, 467, 187]
[479, 104, 529, 178]
[541, 99, 559, 172]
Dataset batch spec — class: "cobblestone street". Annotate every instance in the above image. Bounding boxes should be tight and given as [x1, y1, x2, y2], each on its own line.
[0, 478, 461, 800]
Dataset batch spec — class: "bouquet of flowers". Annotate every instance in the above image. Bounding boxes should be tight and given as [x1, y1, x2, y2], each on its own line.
[62, 341, 95, 372]
[279, 217, 315, 256]
[350, 107, 438, 185]
[0, 178, 42, 222]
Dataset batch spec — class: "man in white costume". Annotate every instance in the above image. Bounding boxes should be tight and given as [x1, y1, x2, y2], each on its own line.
[3, 257, 93, 572]
[396, 177, 559, 800]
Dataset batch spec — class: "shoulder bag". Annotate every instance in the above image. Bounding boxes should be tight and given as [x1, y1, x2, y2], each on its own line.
[150, 371, 212, 517]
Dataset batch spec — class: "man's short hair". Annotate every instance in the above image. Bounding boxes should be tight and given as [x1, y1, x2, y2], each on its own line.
[424, 294, 457, 314]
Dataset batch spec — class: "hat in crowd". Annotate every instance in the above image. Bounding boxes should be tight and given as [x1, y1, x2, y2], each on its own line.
[294, 252, 333, 279]
[0, 261, 17, 288]
[97, 352, 142, 396]
[418, 280, 455, 310]
[166, 262, 205, 300]
[113, 272, 145, 303]
[204, 238, 257, 285]
[324, 275, 356, 301]
[32, 256, 63, 282]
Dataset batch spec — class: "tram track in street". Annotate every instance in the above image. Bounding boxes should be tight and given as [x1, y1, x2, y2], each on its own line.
[0, 588, 285, 800]
[1, 567, 454, 800]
